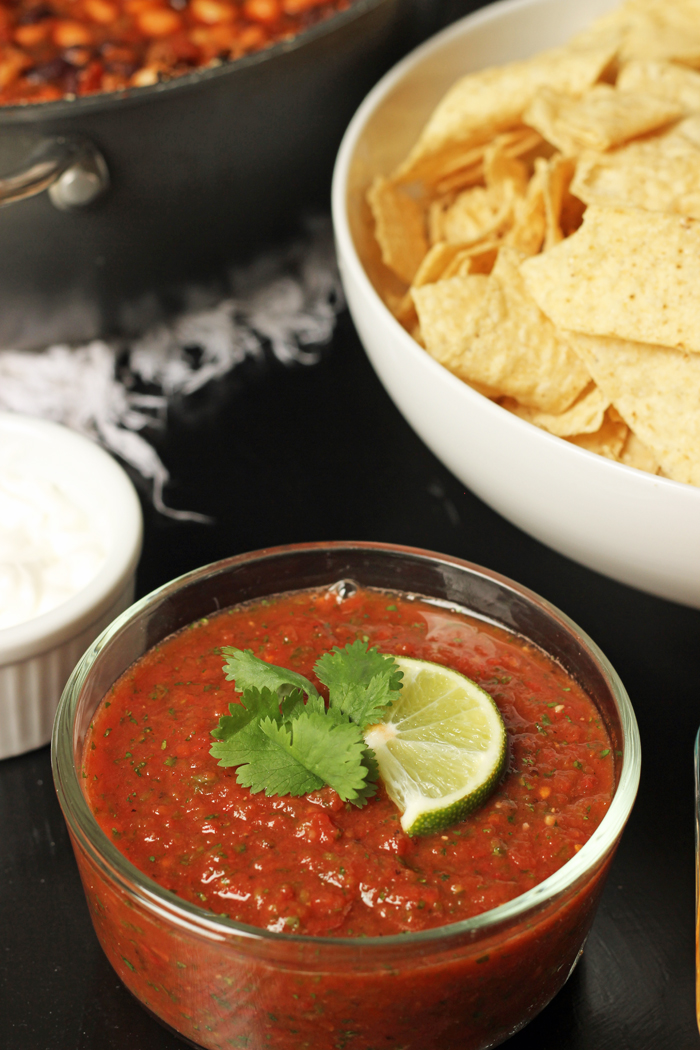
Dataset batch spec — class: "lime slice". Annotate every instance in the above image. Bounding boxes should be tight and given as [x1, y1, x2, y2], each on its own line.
[363, 656, 507, 836]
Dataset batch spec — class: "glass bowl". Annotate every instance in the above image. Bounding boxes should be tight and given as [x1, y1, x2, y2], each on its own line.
[52, 541, 641, 1050]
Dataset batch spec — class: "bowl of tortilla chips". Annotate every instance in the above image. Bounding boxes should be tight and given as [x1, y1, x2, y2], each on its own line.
[332, 0, 700, 609]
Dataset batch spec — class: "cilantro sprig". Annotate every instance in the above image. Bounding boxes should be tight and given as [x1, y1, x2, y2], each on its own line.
[209, 640, 402, 806]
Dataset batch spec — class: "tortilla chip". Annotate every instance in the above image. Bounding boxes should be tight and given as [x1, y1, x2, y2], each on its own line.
[491, 127, 547, 163]
[435, 184, 514, 245]
[415, 144, 488, 194]
[541, 154, 577, 249]
[411, 273, 494, 379]
[506, 127, 551, 162]
[411, 242, 468, 288]
[569, 0, 696, 66]
[619, 15, 700, 67]
[431, 161, 485, 197]
[559, 189, 586, 238]
[355, 191, 411, 315]
[427, 198, 448, 246]
[524, 84, 682, 155]
[567, 410, 629, 460]
[428, 129, 545, 196]
[567, 329, 700, 485]
[367, 176, 428, 284]
[417, 244, 498, 281]
[670, 113, 700, 149]
[394, 45, 616, 184]
[617, 59, 700, 110]
[570, 0, 700, 67]
[504, 152, 579, 255]
[433, 162, 490, 197]
[566, 4, 633, 58]
[415, 246, 590, 412]
[423, 142, 487, 181]
[449, 242, 500, 277]
[423, 130, 545, 195]
[571, 133, 700, 217]
[506, 195, 547, 256]
[619, 429, 662, 474]
[505, 162, 547, 255]
[501, 382, 609, 436]
[438, 251, 474, 279]
[522, 204, 700, 352]
[437, 139, 537, 246]
[483, 143, 529, 194]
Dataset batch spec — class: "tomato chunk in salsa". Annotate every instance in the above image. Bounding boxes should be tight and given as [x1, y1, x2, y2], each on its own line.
[0, 0, 352, 105]
[83, 585, 615, 938]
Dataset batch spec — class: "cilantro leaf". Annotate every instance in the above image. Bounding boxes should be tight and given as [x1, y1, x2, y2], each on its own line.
[300, 692, 328, 718]
[351, 748, 380, 808]
[210, 639, 403, 805]
[221, 647, 319, 699]
[276, 690, 336, 724]
[259, 712, 370, 802]
[279, 687, 307, 721]
[315, 639, 402, 728]
[210, 686, 281, 741]
[213, 714, 325, 797]
[212, 706, 370, 802]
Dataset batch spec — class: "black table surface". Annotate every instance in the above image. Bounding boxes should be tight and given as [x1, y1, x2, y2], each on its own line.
[2, 3, 700, 1041]
[2, 307, 699, 1050]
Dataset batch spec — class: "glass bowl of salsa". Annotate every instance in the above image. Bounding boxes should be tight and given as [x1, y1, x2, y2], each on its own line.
[52, 541, 640, 1050]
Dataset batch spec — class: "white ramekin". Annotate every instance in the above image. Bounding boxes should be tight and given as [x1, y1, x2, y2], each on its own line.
[0, 412, 143, 760]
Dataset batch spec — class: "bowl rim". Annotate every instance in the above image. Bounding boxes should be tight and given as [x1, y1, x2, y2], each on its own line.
[52, 539, 641, 951]
[330, 0, 700, 503]
[0, 412, 143, 664]
[0, 0, 393, 124]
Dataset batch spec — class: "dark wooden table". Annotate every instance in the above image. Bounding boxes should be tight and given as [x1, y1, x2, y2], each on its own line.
[2, 308, 699, 1049]
[2, 2, 700, 1044]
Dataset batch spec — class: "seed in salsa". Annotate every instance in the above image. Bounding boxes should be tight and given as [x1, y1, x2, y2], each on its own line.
[83, 584, 615, 938]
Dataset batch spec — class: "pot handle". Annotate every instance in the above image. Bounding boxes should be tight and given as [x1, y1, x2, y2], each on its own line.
[0, 135, 109, 211]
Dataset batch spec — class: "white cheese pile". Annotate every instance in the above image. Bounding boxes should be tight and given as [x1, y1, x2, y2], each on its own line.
[0, 469, 107, 631]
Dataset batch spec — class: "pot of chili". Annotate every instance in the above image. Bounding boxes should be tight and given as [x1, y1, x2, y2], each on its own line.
[52, 541, 641, 1050]
[0, 0, 421, 349]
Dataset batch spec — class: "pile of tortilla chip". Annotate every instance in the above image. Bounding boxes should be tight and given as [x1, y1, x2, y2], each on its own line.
[367, 0, 700, 487]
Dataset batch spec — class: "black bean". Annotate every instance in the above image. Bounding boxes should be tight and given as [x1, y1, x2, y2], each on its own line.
[17, 4, 53, 24]
[26, 58, 72, 84]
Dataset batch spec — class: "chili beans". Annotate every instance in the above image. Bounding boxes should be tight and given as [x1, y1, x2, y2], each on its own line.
[0, 0, 352, 104]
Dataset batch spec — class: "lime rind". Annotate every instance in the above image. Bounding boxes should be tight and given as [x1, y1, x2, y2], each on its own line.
[363, 656, 507, 836]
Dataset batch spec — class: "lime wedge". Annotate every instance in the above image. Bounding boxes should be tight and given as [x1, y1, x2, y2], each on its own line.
[363, 656, 507, 836]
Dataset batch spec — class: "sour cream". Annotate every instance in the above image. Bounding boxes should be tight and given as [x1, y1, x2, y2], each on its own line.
[0, 469, 107, 631]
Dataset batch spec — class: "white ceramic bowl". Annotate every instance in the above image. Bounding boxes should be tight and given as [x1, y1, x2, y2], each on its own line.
[332, 0, 700, 610]
[0, 413, 142, 759]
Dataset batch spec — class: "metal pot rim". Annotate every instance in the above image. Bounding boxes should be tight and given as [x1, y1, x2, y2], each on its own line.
[0, 0, 390, 125]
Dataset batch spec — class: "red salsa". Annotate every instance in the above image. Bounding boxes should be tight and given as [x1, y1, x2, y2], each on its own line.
[83, 585, 615, 938]
[0, 0, 351, 105]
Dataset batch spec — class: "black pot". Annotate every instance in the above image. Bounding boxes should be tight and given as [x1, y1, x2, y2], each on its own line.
[0, 0, 420, 349]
